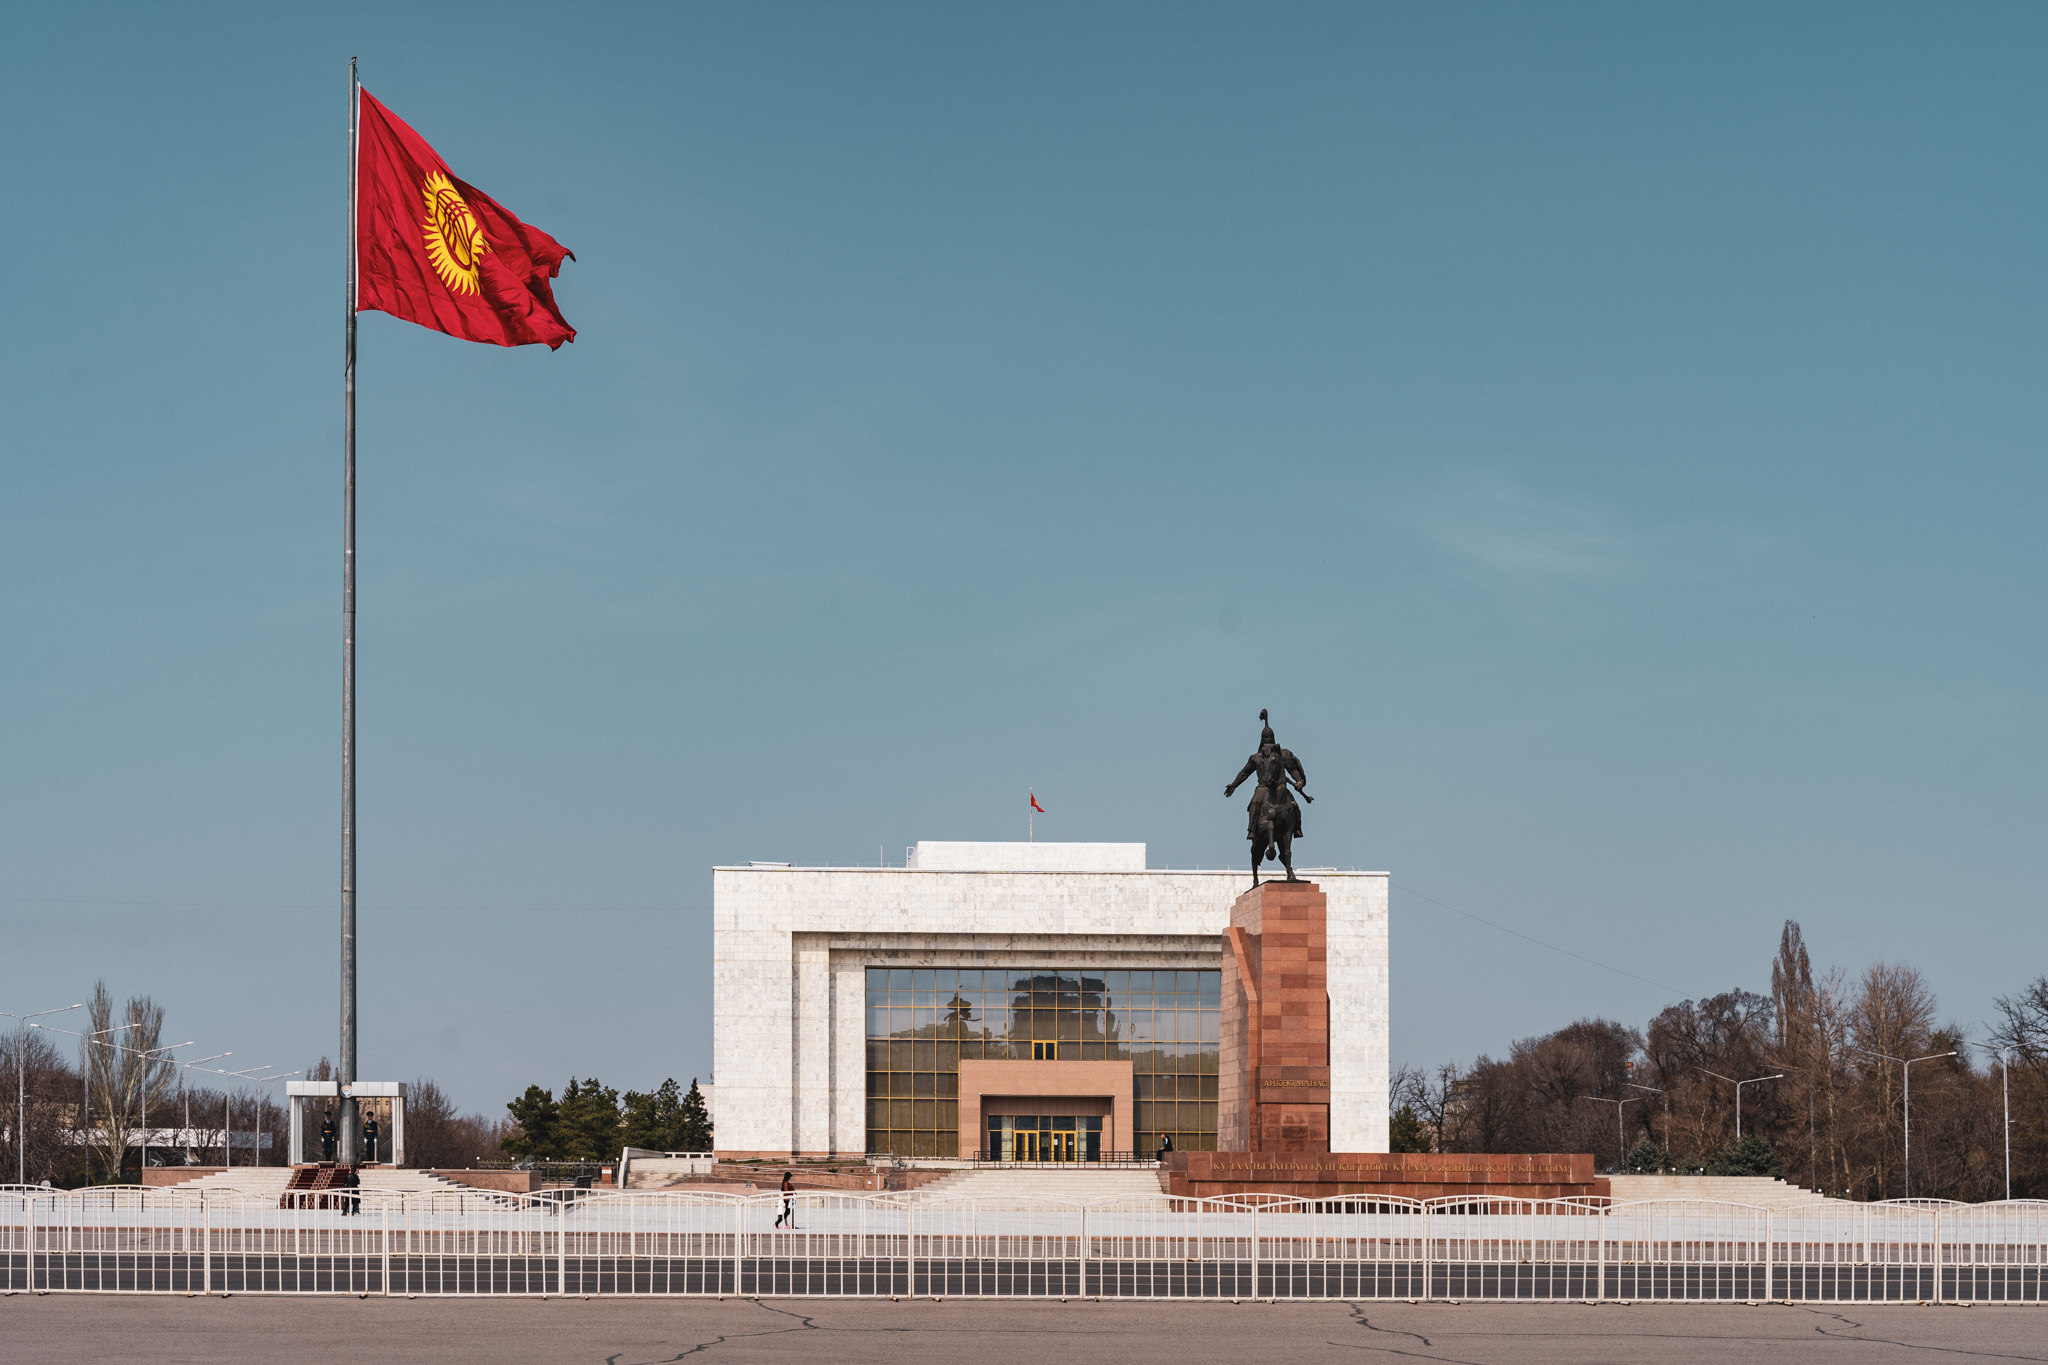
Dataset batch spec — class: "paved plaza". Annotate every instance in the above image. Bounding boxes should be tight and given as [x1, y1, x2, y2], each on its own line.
[4, 1295, 2043, 1364]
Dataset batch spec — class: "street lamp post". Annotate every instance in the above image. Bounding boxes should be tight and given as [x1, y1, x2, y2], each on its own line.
[1578, 1095, 1641, 1170]
[0, 1004, 84, 1185]
[1857, 1048, 1957, 1199]
[178, 1054, 231, 1167]
[1698, 1069, 1784, 1143]
[1963, 1043, 2014, 1202]
[133, 1042, 193, 1176]
[1999, 1048, 2012, 1202]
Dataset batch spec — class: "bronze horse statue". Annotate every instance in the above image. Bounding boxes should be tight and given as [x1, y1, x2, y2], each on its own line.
[1225, 709, 1312, 885]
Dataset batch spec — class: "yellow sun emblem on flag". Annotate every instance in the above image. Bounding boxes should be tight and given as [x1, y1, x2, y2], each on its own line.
[421, 172, 489, 294]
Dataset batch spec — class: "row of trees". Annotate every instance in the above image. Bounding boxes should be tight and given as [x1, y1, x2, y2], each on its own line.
[0, 982, 295, 1185]
[502, 1077, 713, 1161]
[1392, 922, 2048, 1201]
[0, 981, 517, 1184]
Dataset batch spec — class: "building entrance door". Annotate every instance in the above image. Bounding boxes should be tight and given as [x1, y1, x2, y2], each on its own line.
[986, 1113, 1105, 1161]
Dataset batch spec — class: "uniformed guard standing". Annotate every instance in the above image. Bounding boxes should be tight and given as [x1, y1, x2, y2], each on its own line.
[320, 1106, 338, 1162]
[362, 1111, 381, 1164]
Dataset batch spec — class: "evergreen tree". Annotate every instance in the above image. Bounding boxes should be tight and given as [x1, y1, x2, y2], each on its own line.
[556, 1077, 623, 1160]
[1388, 1104, 1430, 1153]
[502, 1085, 559, 1160]
[678, 1079, 713, 1152]
[1622, 1138, 1670, 1174]
[1707, 1133, 1783, 1178]
[620, 1078, 686, 1151]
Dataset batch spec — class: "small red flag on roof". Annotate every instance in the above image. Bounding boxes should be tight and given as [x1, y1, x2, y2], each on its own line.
[1030, 791, 1044, 813]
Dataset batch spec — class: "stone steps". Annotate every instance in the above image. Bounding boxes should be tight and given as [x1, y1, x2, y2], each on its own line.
[1606, 1175, 1835, 1207]
[172, 1167, 468, 1198]
[913, 1168, 1166, 1202]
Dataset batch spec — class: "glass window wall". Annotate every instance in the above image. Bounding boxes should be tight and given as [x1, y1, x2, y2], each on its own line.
[864, 966, 1220, 1157]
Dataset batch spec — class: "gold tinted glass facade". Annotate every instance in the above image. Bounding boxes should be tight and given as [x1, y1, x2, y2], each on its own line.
[865, 966, 1221, 1158]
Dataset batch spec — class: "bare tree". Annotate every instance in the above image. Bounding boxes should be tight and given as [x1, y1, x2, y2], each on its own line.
[0, 1027, 79, 1184]
[1849, 961, 1938, 1198]
[403, 1078, 507, 1169]
[83, 981, 175, 1181]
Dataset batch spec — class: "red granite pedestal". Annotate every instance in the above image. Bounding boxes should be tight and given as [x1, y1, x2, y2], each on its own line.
[1218, 879, 1330, 1152]
[1199, 878, 1607, 1201]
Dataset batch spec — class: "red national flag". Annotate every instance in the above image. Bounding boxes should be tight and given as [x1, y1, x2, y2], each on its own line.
[1030, 791, 1044, 813]
[356, 90, 576, 349]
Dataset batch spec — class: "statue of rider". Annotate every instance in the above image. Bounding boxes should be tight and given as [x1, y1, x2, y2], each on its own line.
[1224, 709, 1310, 872]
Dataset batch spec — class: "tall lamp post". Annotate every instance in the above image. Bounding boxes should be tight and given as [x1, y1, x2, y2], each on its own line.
[1857, 1048, 1957, 1199]
[131, 1041, 193, 1176]
[1578, 1094, 1642, 1171]
[177, 1054, 231, 1166]
[1, 1004, 84, 1185]
[1698, 1069, 1784, 1143]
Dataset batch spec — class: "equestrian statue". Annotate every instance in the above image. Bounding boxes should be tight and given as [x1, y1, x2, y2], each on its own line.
[1224, 709, 1312, 885]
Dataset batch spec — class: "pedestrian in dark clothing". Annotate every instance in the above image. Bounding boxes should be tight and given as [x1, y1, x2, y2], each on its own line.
[320, 1108, 337, 1162]
[774, 1172, 795, 1229]
[1157, 1133, 1174, 1163]
[363, 1113, 381, 1164]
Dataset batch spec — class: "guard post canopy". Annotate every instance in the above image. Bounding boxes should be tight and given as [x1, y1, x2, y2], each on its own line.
[288, 1080, 406, 1166]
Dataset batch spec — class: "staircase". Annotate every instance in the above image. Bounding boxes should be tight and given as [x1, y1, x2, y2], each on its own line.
[171, 1166, 469, 1201]
[1606, 1175, 1835, 1208]
[914, 1166, 1167, 1203]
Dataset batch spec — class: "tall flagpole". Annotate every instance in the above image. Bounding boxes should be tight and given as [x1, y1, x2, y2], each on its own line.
[339, 55, 361, 1168]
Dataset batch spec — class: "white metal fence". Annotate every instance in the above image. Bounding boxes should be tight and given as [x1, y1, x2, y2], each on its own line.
[3, 1186, 2043, 1302]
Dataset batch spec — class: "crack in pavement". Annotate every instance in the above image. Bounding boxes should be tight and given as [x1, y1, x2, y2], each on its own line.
[1324, 1337, 1488, 1364]
[1346, 1301, 1437, 1347]
[603, 1303, 824, 1364]
[1809, 1327, 2048, 1361]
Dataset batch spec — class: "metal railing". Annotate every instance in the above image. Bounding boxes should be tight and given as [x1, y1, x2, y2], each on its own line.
[2, 1185, 2043, 1302]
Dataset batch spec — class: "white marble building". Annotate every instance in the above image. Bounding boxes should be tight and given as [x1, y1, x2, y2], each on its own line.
[712, 841, 1389, 1157]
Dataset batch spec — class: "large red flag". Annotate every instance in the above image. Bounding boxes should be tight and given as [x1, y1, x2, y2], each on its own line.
[356, 90, 576, 349]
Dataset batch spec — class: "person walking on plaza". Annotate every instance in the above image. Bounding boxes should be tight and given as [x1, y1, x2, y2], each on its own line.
[320, 1107, 337, 1162]
[774, 1171, 795, 1230]
[342, 1166, 361, 1216]
[363, 1111, 381, 1164]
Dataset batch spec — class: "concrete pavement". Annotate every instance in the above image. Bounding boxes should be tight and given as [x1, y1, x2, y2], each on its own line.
[4, 1294, 2044, 1364]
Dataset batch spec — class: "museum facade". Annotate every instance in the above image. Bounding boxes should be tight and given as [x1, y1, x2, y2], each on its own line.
[711, 842, 1388, 1158]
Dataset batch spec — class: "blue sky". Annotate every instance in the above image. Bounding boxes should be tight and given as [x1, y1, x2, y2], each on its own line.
[3, 3, 2043, 1116]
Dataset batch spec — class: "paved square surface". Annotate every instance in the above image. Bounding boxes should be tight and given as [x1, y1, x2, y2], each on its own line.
[3, 1295, 2044, 1364]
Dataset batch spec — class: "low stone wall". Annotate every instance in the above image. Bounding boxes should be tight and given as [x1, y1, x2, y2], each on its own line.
[694, 1162, 953, 1193]
[1165, 1151, 1609, 1201]
[427, 1169, 539, 1193]
[621, 1155, 714, 1188]
[140, 1167, 225, 1188]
